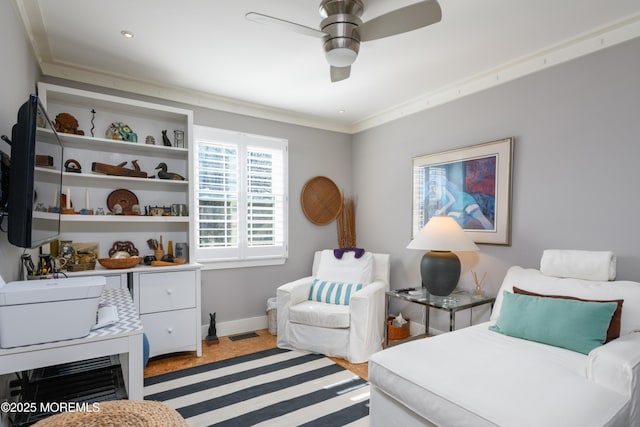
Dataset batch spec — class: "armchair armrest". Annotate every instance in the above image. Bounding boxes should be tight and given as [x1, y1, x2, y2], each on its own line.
[348, 280, 388, 363]
[276, 276, 313, 349]
[277, 276, 314, 306]
[587, 332, 640, 398]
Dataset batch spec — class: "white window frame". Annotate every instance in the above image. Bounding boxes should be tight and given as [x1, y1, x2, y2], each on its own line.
[193, 125, 288, 269]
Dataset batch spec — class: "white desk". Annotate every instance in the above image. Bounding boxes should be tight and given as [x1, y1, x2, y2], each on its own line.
[0, 288, 144, 399]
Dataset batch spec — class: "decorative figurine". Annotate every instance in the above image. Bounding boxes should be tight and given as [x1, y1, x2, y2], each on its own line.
[64, 159, 82, 173]
[145, 135, 155, 145]
[206, 313, 219, 344]
[106, 122, 138, 142]
[161, 129, 172, 146]
[155, 162, 185, 180]
[54, 113, 84, 135]
[90, 109, 96, 137]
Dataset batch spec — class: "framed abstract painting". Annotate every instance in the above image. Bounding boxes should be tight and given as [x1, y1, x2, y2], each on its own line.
[411, 138, 513, 245]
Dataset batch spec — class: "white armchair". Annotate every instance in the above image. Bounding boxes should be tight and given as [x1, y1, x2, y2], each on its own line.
[277, 249, 390, 363]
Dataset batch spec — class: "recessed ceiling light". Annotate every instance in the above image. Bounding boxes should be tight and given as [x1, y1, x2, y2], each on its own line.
[120, 30, 134, 39]
[338, 109, 345, 114]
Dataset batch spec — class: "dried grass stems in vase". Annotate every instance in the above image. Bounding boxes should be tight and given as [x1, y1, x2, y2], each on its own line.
[472, 270, 487, 297]
[337, 204, 346, 248]
[345, 197, 356, 247]
[336, 197, 356, 248]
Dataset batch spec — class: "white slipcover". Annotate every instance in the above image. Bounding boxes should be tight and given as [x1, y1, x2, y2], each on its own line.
[540, 249, 616, 281]
[369, 265, 640, 426]
[277, 250, 390, 363]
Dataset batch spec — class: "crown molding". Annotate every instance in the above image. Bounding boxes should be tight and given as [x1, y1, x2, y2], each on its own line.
[351, 14, 640, 133]
[38, 62, 353, 134]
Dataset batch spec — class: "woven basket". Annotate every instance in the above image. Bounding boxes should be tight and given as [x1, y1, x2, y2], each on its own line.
[32, 400, 188, 426]
[67, 262, 96, 272]
[300, 176, 342, 225]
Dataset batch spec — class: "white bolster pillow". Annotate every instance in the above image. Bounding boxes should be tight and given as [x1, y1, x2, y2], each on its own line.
[587, 333, 640, 398]
[540, 249, 616, 281]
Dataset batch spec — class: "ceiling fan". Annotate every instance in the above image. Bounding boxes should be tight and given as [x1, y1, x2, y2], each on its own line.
[246, 0, 442, 82]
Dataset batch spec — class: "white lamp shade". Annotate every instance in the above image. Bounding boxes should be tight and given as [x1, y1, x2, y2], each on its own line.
[407, 216, 479, 252]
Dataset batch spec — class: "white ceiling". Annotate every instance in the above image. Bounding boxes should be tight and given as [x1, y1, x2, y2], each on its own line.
[15, 0, 640, 133]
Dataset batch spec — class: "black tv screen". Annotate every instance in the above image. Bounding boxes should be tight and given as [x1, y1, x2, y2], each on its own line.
[7, 95, 64, 248]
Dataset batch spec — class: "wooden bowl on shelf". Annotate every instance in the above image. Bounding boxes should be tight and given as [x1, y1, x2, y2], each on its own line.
[98, 256, 142, 269]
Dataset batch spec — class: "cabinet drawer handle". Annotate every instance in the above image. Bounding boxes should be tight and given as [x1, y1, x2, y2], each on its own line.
[167, 328, 173, 334]
[166, 289, 173, 295]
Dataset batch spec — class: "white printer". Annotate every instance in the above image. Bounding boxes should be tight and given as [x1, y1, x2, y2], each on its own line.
[0, 275, 106, 348]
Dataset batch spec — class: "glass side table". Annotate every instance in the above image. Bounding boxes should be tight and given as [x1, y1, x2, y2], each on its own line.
[384, 288, 496, 347]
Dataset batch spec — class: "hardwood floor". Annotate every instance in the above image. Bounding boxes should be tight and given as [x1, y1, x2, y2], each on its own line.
[143, 329, 369, 381]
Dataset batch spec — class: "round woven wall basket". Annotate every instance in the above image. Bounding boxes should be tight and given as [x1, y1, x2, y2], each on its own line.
[300, 176, 342, 225]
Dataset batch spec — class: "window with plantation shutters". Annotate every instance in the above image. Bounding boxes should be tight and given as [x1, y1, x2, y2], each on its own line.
[194, 125, 288, 268]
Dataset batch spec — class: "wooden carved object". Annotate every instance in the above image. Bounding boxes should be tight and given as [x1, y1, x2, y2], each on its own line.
[108, 241, 139, 257]
[53, 113, 84, 135]
[64, 159, 82, 173]
[92, 160, 148, 178]
[36, 155, 53, 167]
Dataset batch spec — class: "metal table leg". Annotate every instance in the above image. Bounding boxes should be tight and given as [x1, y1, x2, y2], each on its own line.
[384, 293, 390, 347]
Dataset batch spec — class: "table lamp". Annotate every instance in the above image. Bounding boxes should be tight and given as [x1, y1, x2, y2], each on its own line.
[407, 216, 479, 296]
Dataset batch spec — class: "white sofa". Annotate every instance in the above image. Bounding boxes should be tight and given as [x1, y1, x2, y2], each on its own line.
[277, 249, 390, 363]
[369, 257, 640, 426]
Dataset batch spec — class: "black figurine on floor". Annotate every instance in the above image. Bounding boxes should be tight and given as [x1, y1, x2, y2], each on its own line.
[206, 312, 219, 344]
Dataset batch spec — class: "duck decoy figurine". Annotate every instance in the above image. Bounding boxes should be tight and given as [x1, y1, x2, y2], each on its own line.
[155, 162, 185, 180]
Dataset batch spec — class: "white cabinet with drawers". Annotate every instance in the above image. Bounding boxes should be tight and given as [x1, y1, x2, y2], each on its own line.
[132, 265, 202, 358]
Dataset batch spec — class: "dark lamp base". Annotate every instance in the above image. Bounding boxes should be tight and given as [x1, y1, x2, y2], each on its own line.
[420, 250, 461, 296]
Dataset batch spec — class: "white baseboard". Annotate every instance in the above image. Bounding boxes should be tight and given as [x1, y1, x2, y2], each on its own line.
[199, 316, 443, 341]
[200, 315, 268, 339]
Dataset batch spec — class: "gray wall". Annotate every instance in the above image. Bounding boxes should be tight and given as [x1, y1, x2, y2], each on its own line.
[353, 37, 640, 315]
[0, 1, 40, 282]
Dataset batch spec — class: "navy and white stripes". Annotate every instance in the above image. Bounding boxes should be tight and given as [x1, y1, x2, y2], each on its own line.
[144, 348, 370, 426]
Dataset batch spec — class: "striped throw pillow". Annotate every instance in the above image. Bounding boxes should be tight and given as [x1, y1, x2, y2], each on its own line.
[308, 278, 363, 305]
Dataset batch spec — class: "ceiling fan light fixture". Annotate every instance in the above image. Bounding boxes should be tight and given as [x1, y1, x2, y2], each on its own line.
[246, 0, 442, 82]
[325, 46, 358, 67]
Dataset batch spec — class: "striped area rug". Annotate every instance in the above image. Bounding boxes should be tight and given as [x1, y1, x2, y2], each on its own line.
[144, 347, 370, 426]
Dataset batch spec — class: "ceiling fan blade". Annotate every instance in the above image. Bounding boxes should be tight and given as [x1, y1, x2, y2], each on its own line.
[330, 66, 351, 82]
[245, 12, 326, 38]
[359, 0, 442, 42]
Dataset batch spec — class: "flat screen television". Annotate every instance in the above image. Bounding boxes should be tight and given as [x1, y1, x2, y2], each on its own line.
[6, 95, 64, 248]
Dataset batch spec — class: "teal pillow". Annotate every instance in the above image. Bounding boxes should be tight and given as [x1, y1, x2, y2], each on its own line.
[308, 278, 363, 305]
[489, 291, 617, 354]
